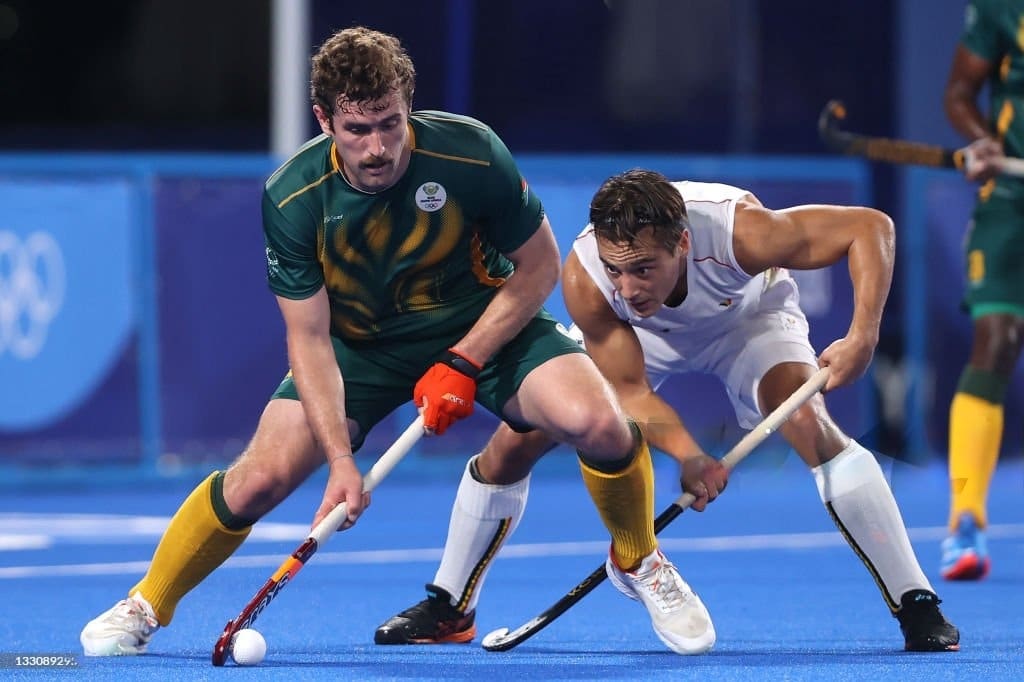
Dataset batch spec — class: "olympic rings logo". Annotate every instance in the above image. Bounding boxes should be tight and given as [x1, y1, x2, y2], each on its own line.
[0, 230, 65, 359]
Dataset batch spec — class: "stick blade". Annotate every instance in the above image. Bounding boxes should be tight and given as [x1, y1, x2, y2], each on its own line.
[481, 627, 513, 652]
[211, 619, 236, 666]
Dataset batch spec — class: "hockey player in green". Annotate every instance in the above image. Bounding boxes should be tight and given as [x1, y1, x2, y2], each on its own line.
[941, 0, 1024, 581]
[80, 26, 726, 657]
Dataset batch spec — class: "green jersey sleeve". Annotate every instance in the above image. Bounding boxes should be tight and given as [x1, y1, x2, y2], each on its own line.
[476, 130, 545, 255]
[262, 189, 324, 300]
[961, 0, 1007, 62]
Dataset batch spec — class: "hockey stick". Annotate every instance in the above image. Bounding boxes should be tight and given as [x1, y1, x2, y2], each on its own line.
[818, 99, 1024, 177]
[481, 366, 830, 652]
[211, 415, 425, 665]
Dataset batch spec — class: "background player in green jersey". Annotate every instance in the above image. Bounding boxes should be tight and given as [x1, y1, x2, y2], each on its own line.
[80, 26, 727, 657]
[940, 0, 1024, 581]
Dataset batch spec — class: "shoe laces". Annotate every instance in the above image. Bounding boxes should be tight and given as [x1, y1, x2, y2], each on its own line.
[635, 559, 689, 612]
[400, 595, 461, 622]
[108, 597, 158, 633]
[397, 598, 434, 619]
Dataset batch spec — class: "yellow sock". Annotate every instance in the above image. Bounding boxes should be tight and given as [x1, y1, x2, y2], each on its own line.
[578, 438, 656, 570]
[131, 472, 252, 625]
[948, 392, 1002, 530]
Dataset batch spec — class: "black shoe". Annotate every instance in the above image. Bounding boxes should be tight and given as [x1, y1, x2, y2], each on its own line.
[894, 589, 960, 652]
[374, 584, 476, 645]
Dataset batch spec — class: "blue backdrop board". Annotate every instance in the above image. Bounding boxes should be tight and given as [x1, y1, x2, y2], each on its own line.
[0, 178, 141, 464]
[154, 176, 286, 464]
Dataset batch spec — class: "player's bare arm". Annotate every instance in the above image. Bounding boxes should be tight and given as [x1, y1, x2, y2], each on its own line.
[945, 44, 1003, 181]
[733, 198, 894, 391]
[945, 45, 994, 141]
[562, 252, 725, 510]
[450, 216, 561, 364]
[276, 288, 365, 529]
[562, 251, 650, 410]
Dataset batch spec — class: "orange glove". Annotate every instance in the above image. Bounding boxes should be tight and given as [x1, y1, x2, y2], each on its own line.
[414, 349, 482, 434]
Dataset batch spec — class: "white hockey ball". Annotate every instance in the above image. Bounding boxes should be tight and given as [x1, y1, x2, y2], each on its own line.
[230, 628, 267, 666]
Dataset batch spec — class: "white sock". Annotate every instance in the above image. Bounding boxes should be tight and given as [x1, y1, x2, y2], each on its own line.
[811, 440, 933, 610]
[433, 455, 530, 613]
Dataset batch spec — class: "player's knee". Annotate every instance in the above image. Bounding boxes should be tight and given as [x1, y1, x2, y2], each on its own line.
[975, 315, 1024, 369]
[556, 406, 631, 457]
[994, 325, 1024, 366]
[782, 402, 826, 438]
[223, 466, 289, 519]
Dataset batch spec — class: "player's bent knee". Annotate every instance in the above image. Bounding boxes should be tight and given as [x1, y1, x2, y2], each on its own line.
[780, 401, 828, 434]
[223, 467, 293, 519]
[556, 409, 632, 458]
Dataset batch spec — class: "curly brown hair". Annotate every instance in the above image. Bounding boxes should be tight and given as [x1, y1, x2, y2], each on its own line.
[310, 26, 416, 118]
[589, 169, 688, 252]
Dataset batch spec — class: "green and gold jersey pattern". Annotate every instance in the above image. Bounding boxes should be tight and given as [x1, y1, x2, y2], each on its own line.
[962, 0, 1024, 162]
[262, 110, 544, 343]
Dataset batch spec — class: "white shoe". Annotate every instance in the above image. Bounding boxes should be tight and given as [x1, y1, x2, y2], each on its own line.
[80, 592, 160, 656]
[606, 547, 715, 654]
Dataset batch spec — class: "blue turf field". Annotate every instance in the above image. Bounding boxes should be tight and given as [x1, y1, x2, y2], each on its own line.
[1, 451, 1021, 681]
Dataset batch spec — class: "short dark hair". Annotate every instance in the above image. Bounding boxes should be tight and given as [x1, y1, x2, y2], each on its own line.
[310, 26, 416, 118]
[589, 169, 688, 252]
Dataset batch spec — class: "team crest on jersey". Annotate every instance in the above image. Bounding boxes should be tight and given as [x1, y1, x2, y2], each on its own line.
[415, 182, 448, 212]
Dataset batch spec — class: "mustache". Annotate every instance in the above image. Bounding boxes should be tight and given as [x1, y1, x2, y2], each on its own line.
[361, 154, 391, 169]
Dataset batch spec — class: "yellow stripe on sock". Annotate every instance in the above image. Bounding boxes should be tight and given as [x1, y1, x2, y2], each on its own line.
[131, 472, 252, 625]
[578, 440, 656, 570]
[454, 517, 512, 614]
[948, 393, 1002, 530]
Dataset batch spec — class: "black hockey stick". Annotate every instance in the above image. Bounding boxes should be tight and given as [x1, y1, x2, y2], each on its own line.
[818, 99, 1024, 176]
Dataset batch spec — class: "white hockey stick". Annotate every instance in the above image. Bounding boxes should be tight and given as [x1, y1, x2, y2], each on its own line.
[212, 415, 425, 665]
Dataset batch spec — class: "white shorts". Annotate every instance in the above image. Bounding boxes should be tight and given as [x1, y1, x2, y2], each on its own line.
[570, 278, 817, 429]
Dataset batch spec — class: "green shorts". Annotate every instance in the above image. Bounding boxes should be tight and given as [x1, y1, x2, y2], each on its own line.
[964, 191, 1024, 318]
[270, 311, 585, 450]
